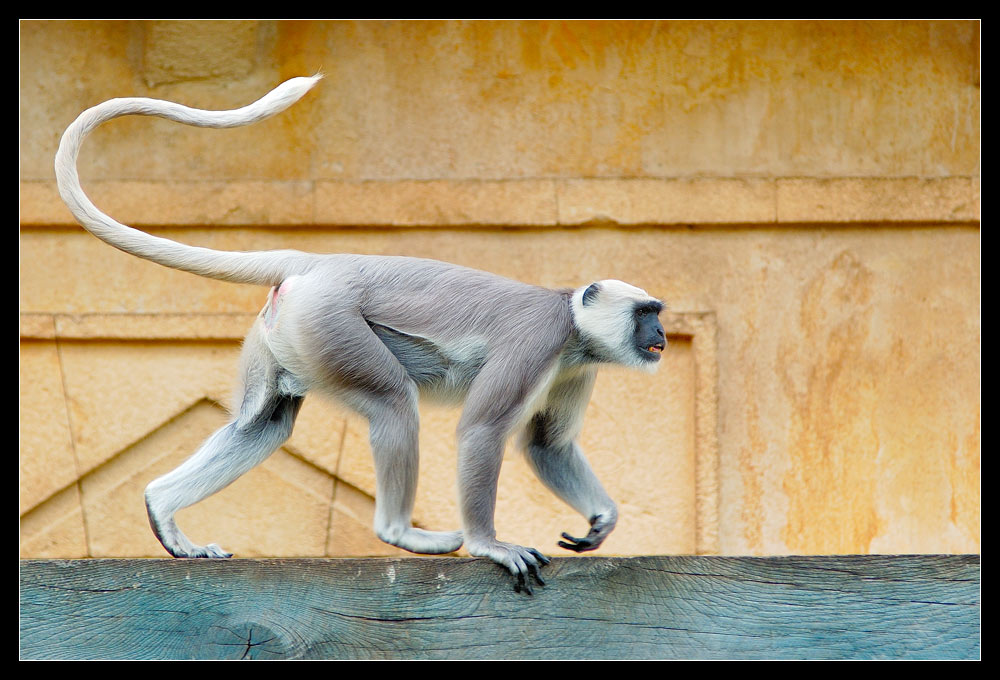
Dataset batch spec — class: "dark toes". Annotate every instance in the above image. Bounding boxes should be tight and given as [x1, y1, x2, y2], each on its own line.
[559, 531, 596, 552]
[528, 548, 551, 565]
[513, 572, 534, 596]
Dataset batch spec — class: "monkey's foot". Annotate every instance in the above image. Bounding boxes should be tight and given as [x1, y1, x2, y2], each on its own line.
[380, 528, 464, 555]
[171, 542, 233, 559]
[466, 539, 550, 595]
[147, 511, 234, 558]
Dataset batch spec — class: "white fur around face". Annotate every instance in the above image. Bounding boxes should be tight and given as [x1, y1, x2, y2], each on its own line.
[571, 280, 658, 369]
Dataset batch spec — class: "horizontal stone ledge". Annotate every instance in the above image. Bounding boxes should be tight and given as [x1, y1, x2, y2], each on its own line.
[19, 555, 980, 660]
[20, 180, 315, 227]
[20, 177, 979, 228]
[776, 177, 980, 223]
[19, 313, 258, 340]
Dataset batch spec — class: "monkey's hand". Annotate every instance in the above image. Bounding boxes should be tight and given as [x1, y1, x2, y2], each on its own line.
[466, 538, 551, 595]
[558, 508, 617, 553]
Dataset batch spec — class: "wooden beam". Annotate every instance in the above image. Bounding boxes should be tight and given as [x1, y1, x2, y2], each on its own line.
[19, 555, 979, 660]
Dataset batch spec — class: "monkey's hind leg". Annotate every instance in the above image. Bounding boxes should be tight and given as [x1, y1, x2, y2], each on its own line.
[361, 382, 464, 555]
[144, 321, 303, 558]
[324, 313, 463, 555]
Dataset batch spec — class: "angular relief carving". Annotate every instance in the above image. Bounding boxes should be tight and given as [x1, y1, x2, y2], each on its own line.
[20, 313, 719, 558]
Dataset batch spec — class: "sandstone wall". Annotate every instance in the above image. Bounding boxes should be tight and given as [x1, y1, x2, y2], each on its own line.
[20, 20, 980, 558]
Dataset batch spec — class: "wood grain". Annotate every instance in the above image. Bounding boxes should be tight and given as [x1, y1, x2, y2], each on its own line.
[19, 555, 979, 660]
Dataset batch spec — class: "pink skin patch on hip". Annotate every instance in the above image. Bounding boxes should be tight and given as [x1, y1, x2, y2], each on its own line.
[262, 279, 293, 331]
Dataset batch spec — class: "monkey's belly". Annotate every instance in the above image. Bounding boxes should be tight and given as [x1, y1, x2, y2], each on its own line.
[370, 323, 486, 403]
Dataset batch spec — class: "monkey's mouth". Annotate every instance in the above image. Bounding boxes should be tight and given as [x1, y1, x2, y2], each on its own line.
[643, 342, 665, 358]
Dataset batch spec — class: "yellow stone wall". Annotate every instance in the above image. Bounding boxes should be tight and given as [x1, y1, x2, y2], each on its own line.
[19, 20, 979, 559]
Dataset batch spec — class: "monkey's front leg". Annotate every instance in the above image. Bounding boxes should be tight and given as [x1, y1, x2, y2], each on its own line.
[525, 439, 619, 553]
[458, 422, 550, 595]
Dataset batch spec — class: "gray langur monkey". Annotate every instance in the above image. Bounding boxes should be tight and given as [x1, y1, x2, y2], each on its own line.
[54, 76, 667, 594]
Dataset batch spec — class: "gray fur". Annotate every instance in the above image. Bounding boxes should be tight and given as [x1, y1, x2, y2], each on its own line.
[55, 77, 665, 592]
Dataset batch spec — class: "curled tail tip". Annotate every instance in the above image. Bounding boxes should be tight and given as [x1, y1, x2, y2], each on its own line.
[268, 74, 323, 108]
[287, 73, 324, 92]
[308, 72, 325, 89]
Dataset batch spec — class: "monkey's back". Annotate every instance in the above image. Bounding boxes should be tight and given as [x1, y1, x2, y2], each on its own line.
[264, 254, 576, 398]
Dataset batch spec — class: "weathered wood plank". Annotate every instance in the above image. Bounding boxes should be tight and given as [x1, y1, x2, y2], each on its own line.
[19, 555, 979, 660]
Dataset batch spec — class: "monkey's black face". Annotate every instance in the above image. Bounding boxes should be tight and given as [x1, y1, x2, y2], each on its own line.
[633, 302, 666, 361]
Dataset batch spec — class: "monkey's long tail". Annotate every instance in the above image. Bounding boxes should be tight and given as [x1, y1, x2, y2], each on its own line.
[54, 75, 323, 286]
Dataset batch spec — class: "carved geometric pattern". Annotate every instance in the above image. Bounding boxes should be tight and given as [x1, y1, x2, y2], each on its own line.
[20, 312, 718, 557]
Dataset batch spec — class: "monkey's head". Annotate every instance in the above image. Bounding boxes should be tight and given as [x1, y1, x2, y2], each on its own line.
[571, 280, 666, 371]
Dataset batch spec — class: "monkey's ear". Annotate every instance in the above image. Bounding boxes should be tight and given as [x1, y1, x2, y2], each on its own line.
[582, 283, 601, 306]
